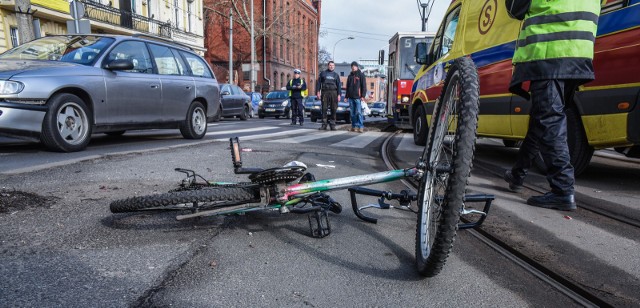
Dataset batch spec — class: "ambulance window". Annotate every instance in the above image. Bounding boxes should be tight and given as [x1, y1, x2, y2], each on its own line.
[601, 0, 625, 13]
[432, 6, 461, 60]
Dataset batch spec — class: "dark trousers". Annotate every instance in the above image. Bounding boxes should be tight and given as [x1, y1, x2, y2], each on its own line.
[291, 97, 304, 124]
[512, 79, 578, 195]
[321, 90, 338, 125]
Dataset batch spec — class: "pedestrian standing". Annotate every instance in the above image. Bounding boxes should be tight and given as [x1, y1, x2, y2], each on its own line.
[286, 68, 307, 126]
[503, 0, 600, 211]
[345, 61, 367, 133]
[316, 61, 341, 130]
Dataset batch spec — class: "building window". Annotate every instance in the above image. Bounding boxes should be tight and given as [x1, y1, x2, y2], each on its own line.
[371, 82, 375, 89]
[187, 2, 192, 32]
[10, 27, 19, 48]
[340, 72, 344, 77]
[174, 0, 179, 28]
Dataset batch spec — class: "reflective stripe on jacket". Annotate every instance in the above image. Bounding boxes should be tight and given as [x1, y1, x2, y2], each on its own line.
[508, 0, 600, 98]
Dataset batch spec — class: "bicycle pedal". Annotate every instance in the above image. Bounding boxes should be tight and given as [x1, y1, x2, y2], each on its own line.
[308, 210, 331, 238]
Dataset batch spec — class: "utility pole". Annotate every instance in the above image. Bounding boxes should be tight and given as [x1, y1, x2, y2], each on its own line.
[420, 2, 429, 31]
[250, 0, 256, 92]
[229, 9, 234, 84]
[15, 0, 35, 44]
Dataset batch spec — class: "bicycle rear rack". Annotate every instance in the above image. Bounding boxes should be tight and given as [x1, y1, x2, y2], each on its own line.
[348, 186, 494, 230]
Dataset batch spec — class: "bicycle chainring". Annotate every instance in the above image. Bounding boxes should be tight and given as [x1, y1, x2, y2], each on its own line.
[249, 166, 306, 185]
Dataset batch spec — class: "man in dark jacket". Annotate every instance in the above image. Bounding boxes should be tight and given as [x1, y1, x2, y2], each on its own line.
[316, 61, 341, 130]
[286, 68, 307, 126]
[345, 61, 367, 133]
[503, 0, 600, 211]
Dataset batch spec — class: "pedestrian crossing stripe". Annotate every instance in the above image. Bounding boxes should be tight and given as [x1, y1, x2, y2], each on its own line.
[213, 128, 313, 141]
[329, 132, 388, 148]
[271, 130, 349, 143]
[397, 134, 425, 152]
[206, 126, 278, 136]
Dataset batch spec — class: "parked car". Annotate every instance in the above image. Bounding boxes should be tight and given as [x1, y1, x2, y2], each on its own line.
[304, 95, 320, 117]
[0, 34, 221, 152]
[218, 84, 251, 120]
[258, 90, 291, 119]
[369, 102, 387, 117]
[310, 100, 351, 124]
[244, 91, 263, 118]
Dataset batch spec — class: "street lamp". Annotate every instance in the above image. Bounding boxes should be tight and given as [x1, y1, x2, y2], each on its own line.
[332, 36, 354, 62]
[421, 2, 429, 31]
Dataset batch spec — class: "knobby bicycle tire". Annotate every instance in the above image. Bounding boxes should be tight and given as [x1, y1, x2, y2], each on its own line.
[415, 57, 479, 277]
[110, 186, 260, 213]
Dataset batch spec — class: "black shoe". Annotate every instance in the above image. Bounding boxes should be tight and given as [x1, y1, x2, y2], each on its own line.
[504, 170, 523, 193]
[527, 192, 576, 211]
[319, 125, 327, 130]
[330, 125, 336, 131]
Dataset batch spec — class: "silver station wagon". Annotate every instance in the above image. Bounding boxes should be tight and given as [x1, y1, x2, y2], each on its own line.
[0, 34, 221, 152]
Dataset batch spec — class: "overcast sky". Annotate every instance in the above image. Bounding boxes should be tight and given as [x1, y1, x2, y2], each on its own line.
[318, 0, 449, 63]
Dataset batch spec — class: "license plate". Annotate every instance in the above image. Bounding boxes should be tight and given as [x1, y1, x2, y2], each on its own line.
[266, 108, 275, 112]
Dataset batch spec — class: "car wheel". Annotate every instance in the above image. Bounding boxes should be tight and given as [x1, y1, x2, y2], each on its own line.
[239, 104, 250, 121]
[105, 130, 126, 137]
[275, 116, 280, 119]
[41, 93, 92, 152]
[180, 102, 207, 139]
[259, 114, 265, 119]
[311, 116, 317, 122]
[345, 113, 351, 124]
[413, 104, 428, 146]
[212, 105, 222, 122]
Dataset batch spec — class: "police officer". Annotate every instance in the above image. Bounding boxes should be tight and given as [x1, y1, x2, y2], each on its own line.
[316, 61, 342, 130]
[504, 0, 600, 211]
[286, 68, 307, 126]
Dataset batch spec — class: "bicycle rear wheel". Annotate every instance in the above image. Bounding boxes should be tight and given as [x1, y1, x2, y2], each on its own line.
[110, 186, 260, 213]
[415, 57, 479, 277]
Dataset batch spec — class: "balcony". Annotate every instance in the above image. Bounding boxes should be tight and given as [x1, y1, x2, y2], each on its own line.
[80, 0, 172, 38]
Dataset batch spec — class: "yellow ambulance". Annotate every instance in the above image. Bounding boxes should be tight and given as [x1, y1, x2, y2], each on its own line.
[411, 0, 640, 175]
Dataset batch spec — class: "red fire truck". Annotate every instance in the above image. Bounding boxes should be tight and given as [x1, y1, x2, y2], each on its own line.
[386, 32, 435, 129]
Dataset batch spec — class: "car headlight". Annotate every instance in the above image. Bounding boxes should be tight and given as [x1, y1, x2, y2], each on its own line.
[0, 80, 24, 95]
[281, 100, 288, 107]
[259, 101, 263, 106]
[401, 96, 410, 103]
[337, 107, 345, 111]
[313, 106, 320, 109]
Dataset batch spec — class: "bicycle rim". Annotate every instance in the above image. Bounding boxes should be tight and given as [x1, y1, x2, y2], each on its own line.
[419, 76, 459, 260]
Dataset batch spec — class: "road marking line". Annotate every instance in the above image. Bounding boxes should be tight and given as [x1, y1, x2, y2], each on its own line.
[330, 132, 388, 148]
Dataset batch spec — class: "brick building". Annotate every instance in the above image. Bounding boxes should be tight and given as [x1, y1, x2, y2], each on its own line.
[204, 0, 321, 94]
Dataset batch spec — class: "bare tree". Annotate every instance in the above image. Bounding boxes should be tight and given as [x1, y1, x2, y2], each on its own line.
[318, 46, 331, 71]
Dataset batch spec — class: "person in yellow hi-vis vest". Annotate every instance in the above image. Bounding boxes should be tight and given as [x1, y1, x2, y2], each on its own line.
[286, 68, 308, 126]
[503, 0, 600, 211]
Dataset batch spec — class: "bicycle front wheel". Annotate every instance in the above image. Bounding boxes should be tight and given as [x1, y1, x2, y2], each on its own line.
[415, 57, 479, 277]
[110, 186, 260, 213]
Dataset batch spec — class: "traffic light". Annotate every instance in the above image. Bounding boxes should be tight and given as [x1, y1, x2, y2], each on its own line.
[378, 49, 385, 65]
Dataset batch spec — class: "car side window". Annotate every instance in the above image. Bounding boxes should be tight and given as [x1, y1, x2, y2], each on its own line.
[432, 6, 461, 60]
[221, 85, 230, 94]
[148, 43, 182, 75]
[170, 48, 188, 76]
[106, 41, 153, 74]
[180, 51, 213, 78]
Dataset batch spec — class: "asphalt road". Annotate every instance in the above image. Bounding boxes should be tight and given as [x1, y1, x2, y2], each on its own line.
[1, 117, 634, 306]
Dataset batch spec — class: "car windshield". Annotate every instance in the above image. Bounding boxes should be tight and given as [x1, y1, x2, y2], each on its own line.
[373, 103, 385, 108]
[266, 91, 288, 99]
[304, 96, 317, 102]
[0, 35, 114, 65]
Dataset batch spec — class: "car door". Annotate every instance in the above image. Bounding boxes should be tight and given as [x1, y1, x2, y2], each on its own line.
[220, 84, 236, 116]
[147, 43, 195, 121]
[103, 40, 161, 124]
[180, 50, 219, 120]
